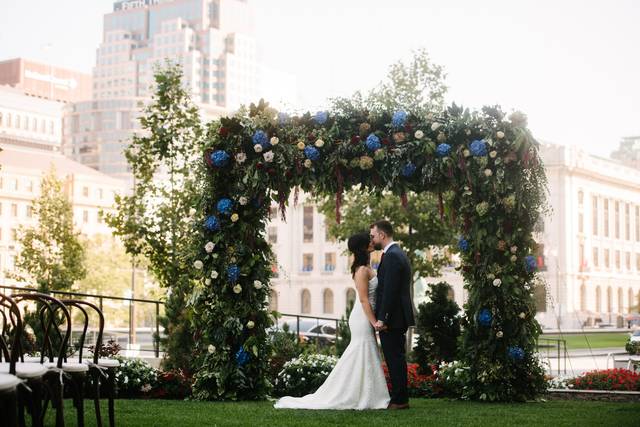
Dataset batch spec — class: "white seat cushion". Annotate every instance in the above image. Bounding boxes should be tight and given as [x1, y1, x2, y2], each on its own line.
[95, 359, 120, 368]
[22, 356, 45, 363]
[43, 362, 89, 373]
[0, 362, 48, 379]
[0, 373, 21, 391]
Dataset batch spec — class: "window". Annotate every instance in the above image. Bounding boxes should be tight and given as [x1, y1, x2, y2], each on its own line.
[83, 186, 89, 197]
[578, 190, 584, 205]
[302, 253, 313, 272]
[269, 290, 278, 311]
[603, 199, 609, 237]
[625, 204, 630, 240]
[618, 288, 624, 313]
[11, 228, 17, 242]
[83, 210, 89, 223]
[578, 213, 584, 233]
[303, 206, 313, 242]
[615, 251, 621, 270]
[27, 180, 33, 192]
[12, 179, 18, 191]
[626, 252, 631, 270]
[346, 288, 356, 308]
[324, 253, 336, 272]
[595, 287, 602, 312]
[615, 201, 620, 239]
[591, 247, 598, 268]
[99, 188, 104, 199]
[607, 287, 613, 313]
[629, 289, 635, 312]
[323, 289, 334, 314]
[11, 204, 17, 217]
[604, 249, 610, 268]
[580, 284, 587, 312]
[26, 206, 33, 218]
[269, 205, 278, 221]
[301, 289, 311, 314]
[268, 226, 277, 244]
[592, 197, 598, 235]
[637, 254, 640, 271]
[636, 207, 640, 242]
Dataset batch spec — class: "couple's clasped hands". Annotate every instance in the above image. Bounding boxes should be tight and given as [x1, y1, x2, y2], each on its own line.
[373, 320, 387, 332]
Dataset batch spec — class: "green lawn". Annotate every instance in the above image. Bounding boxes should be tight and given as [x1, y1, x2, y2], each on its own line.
[43, 398, 640, 427]
[540, 332, 631, 350]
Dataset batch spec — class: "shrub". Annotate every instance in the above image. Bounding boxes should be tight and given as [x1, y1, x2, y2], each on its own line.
[382, 362, 441, 397]
[150, 369, 192, 399]
[436, 360, 470, 398]
[273, 353, 337, 397]
[115, 357, 159, 398]
[568, 368, 640, 391]
[336, 300, 354, 357]
[625, 338, 640, 355]
[268, 324, 304, 382]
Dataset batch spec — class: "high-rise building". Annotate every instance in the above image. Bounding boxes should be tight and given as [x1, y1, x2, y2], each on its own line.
[63, 0, 296, 183]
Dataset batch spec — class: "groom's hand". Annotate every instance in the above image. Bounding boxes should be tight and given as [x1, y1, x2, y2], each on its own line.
[374, 320, 386, 331]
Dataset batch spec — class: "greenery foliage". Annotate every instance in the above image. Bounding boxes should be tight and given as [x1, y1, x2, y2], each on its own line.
[273, 354, 337, 397]
[115, 356, 159, 398]
[268, 324, 304, 382]
[335, 300, 353, 357]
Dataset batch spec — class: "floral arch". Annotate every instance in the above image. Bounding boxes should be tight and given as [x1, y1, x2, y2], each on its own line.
[188, 101, 548, 402]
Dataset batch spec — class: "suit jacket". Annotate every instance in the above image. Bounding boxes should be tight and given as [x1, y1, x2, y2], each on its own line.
[375, 243, 415, 330]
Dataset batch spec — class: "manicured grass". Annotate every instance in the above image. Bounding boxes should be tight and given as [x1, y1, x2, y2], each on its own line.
[43, 398, 640, 427]
[540, 333, 631, 350]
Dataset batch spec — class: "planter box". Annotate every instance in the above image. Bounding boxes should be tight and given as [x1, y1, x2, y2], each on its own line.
[547, 388, 640, 402]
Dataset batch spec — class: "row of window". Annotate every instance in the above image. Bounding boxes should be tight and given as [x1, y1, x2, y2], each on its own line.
[578, 285, 638, 314]
[579, 245, 640, 271]
[0, 179, 108, 200]
[0, 203, 33, 218]
[268, 205, 335, 244]
[301, 253, 339, 273]
[297, 288, 355, 315]
[0, 112, 55, 135]
[583, 194, 640, 242]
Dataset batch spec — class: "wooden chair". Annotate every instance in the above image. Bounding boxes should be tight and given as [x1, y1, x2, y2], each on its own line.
[0, 294, 24, 427]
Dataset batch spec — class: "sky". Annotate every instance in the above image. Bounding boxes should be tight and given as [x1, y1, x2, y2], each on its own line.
[1, 0, 639, 158]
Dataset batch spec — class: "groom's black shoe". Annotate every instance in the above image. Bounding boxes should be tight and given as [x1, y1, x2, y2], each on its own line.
[387, 403, 410, 410]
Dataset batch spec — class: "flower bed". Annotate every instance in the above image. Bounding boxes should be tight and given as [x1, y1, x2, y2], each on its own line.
[273, 354, 338, 397]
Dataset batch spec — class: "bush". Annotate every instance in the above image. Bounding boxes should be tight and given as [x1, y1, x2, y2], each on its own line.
[382, 362, 441, 398]
[625, 338, 640, 355]
[115, 357, 159, 398]
[150, 369, 192, 399]
[436, 360, 470, 398]
[273, 353, 337, 397]
[413, 282, 461, 374]
[268, 324, 304, 382]
[89, 339, 122, 358]
[568, 368, 640, 391]
[336, 301, 354, 357]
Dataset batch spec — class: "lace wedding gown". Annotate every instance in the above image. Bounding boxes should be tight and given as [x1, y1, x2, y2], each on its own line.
[274, 277, 390, 410]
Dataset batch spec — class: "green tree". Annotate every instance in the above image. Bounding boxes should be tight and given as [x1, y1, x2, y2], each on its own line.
[611, 137, 640, 169]
[413, 282, 461, 374]
[13, 168, 86, 291]
[105, 63, 204, 371]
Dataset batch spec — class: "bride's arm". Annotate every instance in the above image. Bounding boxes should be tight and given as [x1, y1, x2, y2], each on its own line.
[354, 267, 377, 327]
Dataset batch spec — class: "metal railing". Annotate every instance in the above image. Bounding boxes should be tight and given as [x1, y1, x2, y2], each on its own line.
[0, 285, 164, 357]
[276, 313, 340, 347]
[536, 337, 568, 375]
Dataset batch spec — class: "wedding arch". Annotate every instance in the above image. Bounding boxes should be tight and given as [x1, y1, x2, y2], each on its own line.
[188, 100, 548, 402]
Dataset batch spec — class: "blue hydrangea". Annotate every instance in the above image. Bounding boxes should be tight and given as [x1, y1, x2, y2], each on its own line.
[477, 309, 492, 327]
[235, 347, 250, 367]
[210, 150, 230, 167]
[365, 134, 381, 151]
[204, 215, 220, 232]
[227, 264, 240, 283]
[458, 237, 470, 252]
[392, 110, 408, 128]
[470, 139, 488, 157]
[508, 346, 525, 361]
[401, 162, 417, 177]
[278, 112, 290, 125]
[252, 130, 270, 149]
[304, 145, 320, 161]
[313, 111, 328, 125]
[525, 255, 538, 272]
[216, 198, 233, 216]
[436, 143, 451, 157]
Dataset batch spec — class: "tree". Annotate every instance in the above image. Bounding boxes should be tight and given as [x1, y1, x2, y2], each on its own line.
[13, 168, 86, 292]
[611, 137, 640, 169]
[413, 282, 461, 374]
[105, 63, 204, 371]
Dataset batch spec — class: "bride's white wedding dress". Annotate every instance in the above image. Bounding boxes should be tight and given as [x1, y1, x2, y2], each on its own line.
[274, 277, 390, 410]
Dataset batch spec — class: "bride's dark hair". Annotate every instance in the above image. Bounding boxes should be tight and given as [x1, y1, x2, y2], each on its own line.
[348, 232, 370, 278]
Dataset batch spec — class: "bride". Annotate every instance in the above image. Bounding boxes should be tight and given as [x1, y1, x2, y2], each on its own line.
[274, 232, 390, 410]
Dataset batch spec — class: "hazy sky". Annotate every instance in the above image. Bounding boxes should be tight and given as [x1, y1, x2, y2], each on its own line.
[1, 0, 639, 158]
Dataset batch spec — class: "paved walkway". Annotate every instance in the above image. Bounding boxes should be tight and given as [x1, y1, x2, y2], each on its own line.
[541, 347, 638, 377]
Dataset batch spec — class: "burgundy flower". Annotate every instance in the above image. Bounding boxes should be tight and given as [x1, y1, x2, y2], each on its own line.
[219, 127, 229, 137]
[256, 162, 264, 170]
[267, 168, 276, 176]
[382, 138, 390, 146]
[350, 135, 361, 144]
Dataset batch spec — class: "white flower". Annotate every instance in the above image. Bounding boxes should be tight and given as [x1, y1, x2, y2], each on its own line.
[431, 122, 442, 131]
[524, 284, 531, 291]
[489, 150, 497, 159]
[231, 213, 239, 222]
[510, 245, 518, 254]
[205, 241, 215, 253]
[193, 260, 204, 270]
[301, 377, 306, 381]
[239, 196, 248, 206]
[519, 312, 526, 319]
[253, 280, 263, 289]
[270, 136, 279, 145]
[484, 169, 493, 177]
[208, 344, 216, 354]
[246, 321, 255, 329]
[211, 270, 219, 279]
[487, 273, 495, 280]
[493, 278, 502, 287]
[205, 278, 211, 286]
[315, 138, 325, 148]
[233, 284, 242, 294]
[230, 257, 237, 263]
[189, 208, 197, 216]
[496, 131, 505, 139]
[510, 255, 517, 262]
[235, 152, 247, 164]
[304, 159, 313, 168]
[463, 149, 471, 157]
[141, 383, 152, 393]
[496, 331, 504, 338]
[414, 130, 424, 139]
[263, 151, 275, 162]
[297, 141, 306, 150]
[253, 144, 263, 153]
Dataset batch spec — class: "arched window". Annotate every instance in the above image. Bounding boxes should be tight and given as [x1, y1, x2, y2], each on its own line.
[617, 288, 623, 313]
[595, 286, 602, 313]
[301, 289, 311, 314]
[629, 288, 635, 313]
[323, 289, 334, 314]
[580, 284, 587, 312]
[346, 288, 356, 308]
[606, 286, 612, 313]
[269, 289, 278, 311]
[447, 287, 455, 301]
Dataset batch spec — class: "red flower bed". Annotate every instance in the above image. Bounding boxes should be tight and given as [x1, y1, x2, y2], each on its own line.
[382, 363, 441, 397]
[569, 369, 640, 391]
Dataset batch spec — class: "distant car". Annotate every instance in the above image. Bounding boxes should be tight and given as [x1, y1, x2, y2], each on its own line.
[270, 318, 337, 345]
[629, 330, 640, 343]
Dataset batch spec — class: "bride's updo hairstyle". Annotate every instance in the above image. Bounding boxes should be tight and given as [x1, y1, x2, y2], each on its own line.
[348, 232, 370, 278]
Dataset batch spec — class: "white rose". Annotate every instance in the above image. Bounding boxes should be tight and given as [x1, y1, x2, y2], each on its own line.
[205, 278, 211, 286]
[463, 149, 471, 157]
[301, 377, 306, 381]
[205, 241, 215, 253]
[253, 144, 263, 153]
[208, 344, 216, 354]
[431, 122, 442, 131]
[489, 151, 497, 159]
[315, 139, 325, 148]
[239, 196, 248, 206]
[254, 280, 263, 289]
[211, 270, 219, 279]
[519, 312, 526, 319]
[263, 151, 274, 162]
[189, 208, 197, 216]
[510, 255, 517, 262]
[235, 152, 247, 164]
[233, 284, 242, 294]
[496, 331, 504, 338]
[270, 136, 279, 145]
[246, 321, 255, 329]
[493, 278, 502, 287]
[487, 273, 495, 280]
[484, 169, 493, 177]
[496, 131, 505, 139]
[304, 159, 313, 168]
[510, 246, 518, 254]
[194, 260, 204, 270]
[414, 130, 424, 139]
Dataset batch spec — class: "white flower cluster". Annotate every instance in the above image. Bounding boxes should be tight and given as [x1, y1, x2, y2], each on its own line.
[547, 375, 572, 390]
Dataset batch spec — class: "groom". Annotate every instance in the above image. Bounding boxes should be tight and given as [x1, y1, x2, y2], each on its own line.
[370, 220, 415, 410]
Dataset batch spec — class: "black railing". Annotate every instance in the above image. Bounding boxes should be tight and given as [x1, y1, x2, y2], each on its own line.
[0, 285, 163, 357]
[536, 337, 568, 375]
[276, 313, 341, 347]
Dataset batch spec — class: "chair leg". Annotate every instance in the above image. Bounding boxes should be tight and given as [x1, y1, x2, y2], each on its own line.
[17, 385, 26, 427]
[92, 369, 103, 427]
[2, 390, 18, 427]
[29, 378, 44, 427]
[107, 369, 116, 427]
[70, 373, 85, 427]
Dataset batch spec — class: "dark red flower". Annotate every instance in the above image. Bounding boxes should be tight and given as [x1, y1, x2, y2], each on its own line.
[350, 135, 361, 144]
[219, 127, 229, 137]
[256, 162, 264, 170]
[382, 138, 390, 146]
[404, 123, 413, 132]
[267, 168, 276, 176]
[285, 171, 293, 179]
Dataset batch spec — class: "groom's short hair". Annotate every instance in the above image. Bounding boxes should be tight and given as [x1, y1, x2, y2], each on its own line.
[371, 220, 394, 237]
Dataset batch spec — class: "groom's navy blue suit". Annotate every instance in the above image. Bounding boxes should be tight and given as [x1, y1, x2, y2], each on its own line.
[375, 243, 415, 405]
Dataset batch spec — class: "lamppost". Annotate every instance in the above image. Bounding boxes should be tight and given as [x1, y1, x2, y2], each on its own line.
[549, 248, 562, 329]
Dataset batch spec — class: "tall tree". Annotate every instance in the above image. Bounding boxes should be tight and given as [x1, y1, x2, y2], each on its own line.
[13, 168, 86, 291]
[105, 63, 204, 371]
[611, 137, 640, 169]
